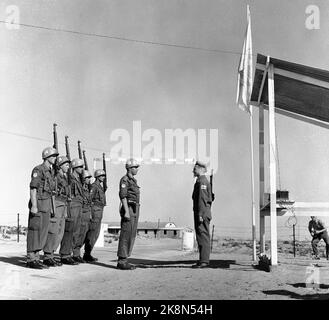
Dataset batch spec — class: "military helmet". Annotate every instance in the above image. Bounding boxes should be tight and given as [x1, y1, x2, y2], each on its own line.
[125, 158, 140, 169]
[195, 160, 207, 171]
[83, 170, 92, 179]
[94, 169, 106, 178]
[42, 147, 59, 160]
[57, 155, 70, 167]
[71, 158, 84, 169]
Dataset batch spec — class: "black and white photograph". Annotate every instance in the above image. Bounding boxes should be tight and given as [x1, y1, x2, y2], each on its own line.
[1, 0, 329, 307]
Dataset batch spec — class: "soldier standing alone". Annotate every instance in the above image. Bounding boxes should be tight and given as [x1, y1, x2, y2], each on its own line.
[308, 216, 329, 260]
[117, 159, 140, 270]
[26, 147, 58, 269]
[192, 161, 213, 268]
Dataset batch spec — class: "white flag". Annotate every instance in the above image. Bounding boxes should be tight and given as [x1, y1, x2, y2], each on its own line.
[236, 5, 253, 113]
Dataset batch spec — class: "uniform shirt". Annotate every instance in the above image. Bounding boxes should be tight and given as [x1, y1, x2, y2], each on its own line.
[29, 162, 56, 200]
[70, 172, 84, 203]
[309, 219, 326, 233]
[55, 172, 69, 201]
[192, 175, 212, 218]
[90, 180, 106, 207]
[82, 183, 93, 206]
[119, 174, 140, 204]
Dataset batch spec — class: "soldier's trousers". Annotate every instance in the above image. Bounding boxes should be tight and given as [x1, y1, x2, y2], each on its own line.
[43, 200, 67, 260]
[194, 215, 211, 264]
[117, 204, 139, 262]
[26, 198, 51, 262]
[73, 204, 92, 257]
[312, 230, 329, 257]
[84, 206, 104, 256]
[59, 201, 82, 258]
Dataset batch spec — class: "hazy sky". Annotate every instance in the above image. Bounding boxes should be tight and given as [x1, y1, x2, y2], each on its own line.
[1, 0, 329, 239]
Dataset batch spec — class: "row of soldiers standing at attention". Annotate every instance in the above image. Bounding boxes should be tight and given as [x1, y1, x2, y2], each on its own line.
[26, 124, 108, 269]
[26, 145, 107, 268]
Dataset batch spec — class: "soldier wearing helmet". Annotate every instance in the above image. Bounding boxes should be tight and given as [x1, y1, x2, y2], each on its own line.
[60, 158, 85, 264]
[26, 147, 58, 269]
[43, 155, 71, 267]
[83, 169, 107, 262]
[116, 158, 140, 270]
[74, 169, 94, 261]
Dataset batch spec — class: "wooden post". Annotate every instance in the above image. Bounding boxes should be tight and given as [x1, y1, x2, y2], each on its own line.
[268, 62, 278, 266]
[257, 59, 269, 256]
[249, 106, 257, 261]
[259, 103, 265, 254]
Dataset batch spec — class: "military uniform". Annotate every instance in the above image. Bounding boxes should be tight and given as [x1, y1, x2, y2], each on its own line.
[84, 180, 106, 257]
[73, 182, 93, 258]
[43, 172, 69, 262]
[192, 174, 212, 264]
[309, 219, 329, 258]
[60, 172, 83, 259]
[117, 174, 140, 264]
[27, 162, 56, 263]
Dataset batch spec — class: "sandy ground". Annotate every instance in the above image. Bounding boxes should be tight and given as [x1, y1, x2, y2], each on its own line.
[0, 236, 329, 300]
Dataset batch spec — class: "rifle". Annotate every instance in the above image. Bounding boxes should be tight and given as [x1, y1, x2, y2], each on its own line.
[65, 135, 72, 220]
[53, 123, 58, 150]
[51, 123, 58, 218]
[82, 150, 89, 171]
[102, 153, 108, 192]
[77, 140, 84, 182]
[210, 169, 215, 202]
[78, 140, 83, 160]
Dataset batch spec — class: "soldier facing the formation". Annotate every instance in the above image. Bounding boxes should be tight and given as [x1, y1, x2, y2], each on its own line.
[192, 160, 213, 268]
[116, 158, 140, 270]
[26, 147, 58, 269]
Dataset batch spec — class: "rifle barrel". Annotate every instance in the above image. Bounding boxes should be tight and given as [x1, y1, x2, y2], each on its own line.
[78, 141, 82, 159]
[83, 150, 89, 171]
[102, 153, 108, 192]
[53, 123, 58, 150]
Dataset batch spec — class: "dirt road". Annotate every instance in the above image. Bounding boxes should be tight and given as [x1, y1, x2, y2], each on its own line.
[0, 237, 329, 300]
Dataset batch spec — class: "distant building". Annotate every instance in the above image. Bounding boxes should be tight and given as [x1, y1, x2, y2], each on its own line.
[107, 221, 183, 238]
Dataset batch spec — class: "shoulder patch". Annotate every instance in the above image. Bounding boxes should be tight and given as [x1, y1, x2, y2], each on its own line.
[121, 184, 126, 188]
[201, 185, 207, 190]
[33, 172, 38, 178]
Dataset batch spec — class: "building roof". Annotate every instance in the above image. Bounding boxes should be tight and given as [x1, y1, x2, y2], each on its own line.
[251, 54, 329, 125]
[107, 221, 177, 229]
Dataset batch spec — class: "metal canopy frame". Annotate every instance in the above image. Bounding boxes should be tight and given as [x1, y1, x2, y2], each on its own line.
[250, 54, 329, 265]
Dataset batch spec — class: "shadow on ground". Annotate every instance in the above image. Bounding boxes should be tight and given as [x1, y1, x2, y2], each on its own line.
[125, 258, 237, 269]
[0, 256, 26, 267]
[290, 283, 329, 289]
[263, 289, 329, 300]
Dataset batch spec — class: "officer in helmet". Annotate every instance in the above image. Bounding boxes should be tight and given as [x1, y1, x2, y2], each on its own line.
[60, 158, 85, 264]
[83, 169, 107, 262]
[26, 147, 58, 269]
[116, 158, 140, 270]
[43, 155, 71, 267]
[74, 170, 93, 261]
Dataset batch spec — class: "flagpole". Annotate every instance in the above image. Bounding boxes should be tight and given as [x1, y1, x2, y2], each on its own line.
[249, 105, 257, 262]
